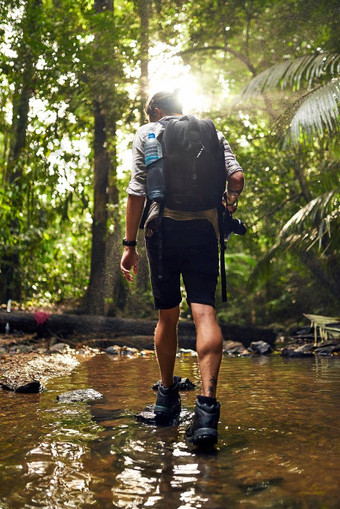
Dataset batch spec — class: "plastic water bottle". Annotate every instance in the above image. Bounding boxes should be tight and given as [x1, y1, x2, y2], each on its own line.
[144, 132, 165, 203]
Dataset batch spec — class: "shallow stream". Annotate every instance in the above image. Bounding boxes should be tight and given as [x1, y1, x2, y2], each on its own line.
[1, 353, 340, 508]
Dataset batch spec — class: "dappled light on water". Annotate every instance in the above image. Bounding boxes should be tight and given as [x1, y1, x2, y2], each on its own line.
[1, 354, 340, 508]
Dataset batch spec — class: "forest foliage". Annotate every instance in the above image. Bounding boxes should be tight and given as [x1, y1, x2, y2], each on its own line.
[0, 0, 339, 327]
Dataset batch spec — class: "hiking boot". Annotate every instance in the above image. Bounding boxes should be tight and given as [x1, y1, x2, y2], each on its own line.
[154, 376, 181, 421]
[185, 396, 220, 446]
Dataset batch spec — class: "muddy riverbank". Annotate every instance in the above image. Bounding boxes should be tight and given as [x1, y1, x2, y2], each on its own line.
[1, 324, 339, 395]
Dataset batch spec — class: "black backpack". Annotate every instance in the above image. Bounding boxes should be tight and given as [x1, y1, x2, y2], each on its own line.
[140, 115, 228, 301]
[160, 115, 226, 211]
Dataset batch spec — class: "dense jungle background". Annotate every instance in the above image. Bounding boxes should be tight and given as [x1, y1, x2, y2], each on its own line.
[1, 0, 339, 328]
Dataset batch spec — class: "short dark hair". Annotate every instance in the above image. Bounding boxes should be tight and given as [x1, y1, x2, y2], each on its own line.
[146, 90, 183, 117]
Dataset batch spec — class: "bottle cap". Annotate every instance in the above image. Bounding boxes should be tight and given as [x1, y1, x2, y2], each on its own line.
[148, 133, 155, 138]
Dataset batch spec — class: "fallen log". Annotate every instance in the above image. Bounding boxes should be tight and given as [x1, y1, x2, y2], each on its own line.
[0, 310, 276, 348]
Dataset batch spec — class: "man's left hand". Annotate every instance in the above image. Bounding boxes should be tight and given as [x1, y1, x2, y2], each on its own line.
[120, 248, 139, 282]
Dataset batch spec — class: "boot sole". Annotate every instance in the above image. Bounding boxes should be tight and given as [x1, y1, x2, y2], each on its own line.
[186, 427, 218, 446]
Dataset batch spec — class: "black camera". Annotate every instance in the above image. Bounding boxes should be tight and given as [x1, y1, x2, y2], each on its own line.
[223, 209, 247, 239]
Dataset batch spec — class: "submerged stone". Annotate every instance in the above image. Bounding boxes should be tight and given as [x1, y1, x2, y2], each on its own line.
[57, 389, 103, 403]
[238, 476, 283, 493]
[135, 410, 158, 425]
[135, 405, 191, 427]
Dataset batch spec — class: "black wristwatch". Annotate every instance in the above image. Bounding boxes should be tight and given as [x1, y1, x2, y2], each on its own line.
[122, 238, 137, 247]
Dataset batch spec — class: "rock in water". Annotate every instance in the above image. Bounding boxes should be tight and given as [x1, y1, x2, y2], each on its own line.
[281, 344, 314, 358]
[223, 340, 249, 356]
[105, 345, 121, 355]
[16, 380, 45, 393]
[1, 379, 45, 393]
[248, 341, 273, 355]
[135, 405, 181, 426]
[152, 377, 196, 391]
[57, 389, 103, 403]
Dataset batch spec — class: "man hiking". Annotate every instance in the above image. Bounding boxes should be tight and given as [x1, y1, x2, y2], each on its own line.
[120, 90, 244, 446]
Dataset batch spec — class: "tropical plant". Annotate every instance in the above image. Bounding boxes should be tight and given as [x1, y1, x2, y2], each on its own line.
[241, 52, 340, 308]
[241, 52, 340, 145]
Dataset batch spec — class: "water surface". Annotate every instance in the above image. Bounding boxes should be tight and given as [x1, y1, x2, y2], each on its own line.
[1, 353, 340, 508]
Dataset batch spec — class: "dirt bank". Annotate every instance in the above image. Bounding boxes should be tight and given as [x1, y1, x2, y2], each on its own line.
[0, 335, 98, 393]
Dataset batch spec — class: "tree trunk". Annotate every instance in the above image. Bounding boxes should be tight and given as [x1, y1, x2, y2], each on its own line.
[0, 0, 41, 304]
[104, 120, 127, 314]
[85, 100, 110, 314]
[86, 0, 127, 315]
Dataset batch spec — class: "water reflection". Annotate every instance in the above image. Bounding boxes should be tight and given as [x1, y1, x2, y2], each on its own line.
[1, 354, 340, 508]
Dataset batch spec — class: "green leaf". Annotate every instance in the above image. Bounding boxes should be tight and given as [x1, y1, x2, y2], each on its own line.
[241, 52, 340, 98]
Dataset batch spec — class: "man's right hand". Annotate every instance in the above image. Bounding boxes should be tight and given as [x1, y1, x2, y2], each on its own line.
[120, 247, 139, 282]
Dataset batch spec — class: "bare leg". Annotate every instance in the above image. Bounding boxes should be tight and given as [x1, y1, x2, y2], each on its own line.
[191, 303, 223, 398]
[154, 306, 180, 388]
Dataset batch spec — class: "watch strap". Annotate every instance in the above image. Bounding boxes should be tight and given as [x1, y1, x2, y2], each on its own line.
[123, 238, 137, 247]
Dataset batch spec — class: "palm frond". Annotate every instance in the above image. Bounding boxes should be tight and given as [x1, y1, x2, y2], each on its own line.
[247, 190, 340, 290]
[280, 190, 338, 236]
[286, 78, 340, 143]
[241, 52, 340, 99]
[279, 190, 340, 253]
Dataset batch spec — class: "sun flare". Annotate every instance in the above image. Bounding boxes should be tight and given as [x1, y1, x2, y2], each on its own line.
[148, 43, 209, 115]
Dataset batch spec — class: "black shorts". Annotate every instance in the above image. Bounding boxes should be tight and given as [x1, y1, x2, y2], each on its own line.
[145, 218, 219, 309]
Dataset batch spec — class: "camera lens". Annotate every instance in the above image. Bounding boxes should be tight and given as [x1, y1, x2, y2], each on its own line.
[231, 218, 247, 236]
